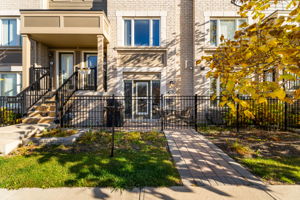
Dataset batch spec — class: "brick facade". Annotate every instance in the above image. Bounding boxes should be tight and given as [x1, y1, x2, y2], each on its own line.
[0, 0, 285, 95]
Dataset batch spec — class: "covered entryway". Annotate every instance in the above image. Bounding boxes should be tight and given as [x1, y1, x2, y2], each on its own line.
[20, 9, 110, 92]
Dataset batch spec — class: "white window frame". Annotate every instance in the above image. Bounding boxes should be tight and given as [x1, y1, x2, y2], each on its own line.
[136, 81, 149, 115]
[0, 17, 21, 47]
[0, 72, 22, 96]
[123, 18, 161, 47]
[209, 18, 247, 46]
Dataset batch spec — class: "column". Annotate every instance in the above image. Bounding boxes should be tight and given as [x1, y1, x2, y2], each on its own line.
[22, 35, 31, 89]
[97, 35, 104, 92]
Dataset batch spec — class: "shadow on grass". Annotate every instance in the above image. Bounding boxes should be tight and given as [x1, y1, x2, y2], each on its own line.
[29, 145, 181, 189]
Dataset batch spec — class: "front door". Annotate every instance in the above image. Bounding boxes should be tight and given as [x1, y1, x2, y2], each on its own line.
[59, 53, 74, 87]
[84, 53, 97, 90]
[124, 80, 160, 120]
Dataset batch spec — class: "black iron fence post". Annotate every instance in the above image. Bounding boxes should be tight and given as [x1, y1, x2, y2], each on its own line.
[59, 94, 63, 128]
[236, 98, 240, 133]
[284, 101, 288, 131]
[194, 94, 198, 130]
[94, 67, 98, 91]
[161, 94, 164, 132]
[110, 94, 115, 157]
[75, 70, 79, 91]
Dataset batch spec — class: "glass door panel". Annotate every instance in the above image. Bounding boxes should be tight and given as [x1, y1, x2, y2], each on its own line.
[59, 53, 74, 87]
[136, 82, 148, 115]
[85, 54, 97, 69]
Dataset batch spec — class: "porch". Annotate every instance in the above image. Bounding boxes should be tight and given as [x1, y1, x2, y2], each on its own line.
[20, 9, 110, 92]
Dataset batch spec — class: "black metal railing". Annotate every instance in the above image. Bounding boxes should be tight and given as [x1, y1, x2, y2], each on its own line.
[0, 69, 51, 127]
[0, 96, 23, 126]
[286, 76, 300, 91]
[57, 95, 300, 131]
[78, 68, 97, 91]
[29, 67, 50, 84]
[17, 71, 51, 114]
[55, 70, 79, 126]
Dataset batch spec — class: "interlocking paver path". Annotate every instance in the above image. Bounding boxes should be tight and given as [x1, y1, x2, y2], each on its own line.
[164, 129, 264, 187]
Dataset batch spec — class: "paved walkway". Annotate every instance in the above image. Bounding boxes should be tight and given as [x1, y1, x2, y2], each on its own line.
[1, 185, 300, 200]
[0, 124, 50, 155]
[164, 129, 263, 187]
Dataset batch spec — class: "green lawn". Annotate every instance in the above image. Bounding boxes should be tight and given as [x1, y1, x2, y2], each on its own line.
[240, 157, 300, 184]
[0, 130, 181, 189]
[198, 126, 300, 184]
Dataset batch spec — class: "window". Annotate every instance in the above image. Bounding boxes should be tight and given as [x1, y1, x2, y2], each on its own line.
[210, 18, 247, 46]
[0, 73, 22, 96]
[263, 70, 276, 82]
[124, 19, 160, 46]
[0, 19, 21, 46]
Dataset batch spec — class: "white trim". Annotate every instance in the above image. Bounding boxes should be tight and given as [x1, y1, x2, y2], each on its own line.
[0, 17, 21, 46]
[0, 71, 22, 95]
[123, 18, 160, 47]
[42, 0, 48, 9]
[0, 10, 20, 16]
[116, 67, 167, 96]
[0, 66, 22, 71]
[206, 17, 248, 47]
[80, 51, 97, 68]
[55, 51, 75, 89]
[136, 81, 149, 115]
[117, 11, 167, 47]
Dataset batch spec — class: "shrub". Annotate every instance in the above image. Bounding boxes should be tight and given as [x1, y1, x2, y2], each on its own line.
[0, 107, 22, 125]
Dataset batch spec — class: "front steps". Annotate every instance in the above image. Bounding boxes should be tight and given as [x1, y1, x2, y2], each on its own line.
[0, 124, 51, 155]
[22, 92, 56, 125]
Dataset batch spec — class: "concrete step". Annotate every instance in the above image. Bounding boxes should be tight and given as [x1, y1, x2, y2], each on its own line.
[0, 139, 21, 155]
[30, 105, 56, 112]
[0, 124, 51, 155]
[28, 111, 56, 118]
[23, 117, 55, 124]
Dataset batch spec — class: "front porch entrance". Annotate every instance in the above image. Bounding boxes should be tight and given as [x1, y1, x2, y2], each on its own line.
[124, 80, 161, 120]
[58, 53, 74, 87]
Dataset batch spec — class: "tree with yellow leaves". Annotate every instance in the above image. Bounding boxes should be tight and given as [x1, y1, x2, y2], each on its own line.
[200, 0, 300, 119]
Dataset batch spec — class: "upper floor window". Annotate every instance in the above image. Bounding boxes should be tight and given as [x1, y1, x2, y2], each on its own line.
[124, 19, 160, 47]
[210, 18, 247, 46]
[0, 18, 21, 47]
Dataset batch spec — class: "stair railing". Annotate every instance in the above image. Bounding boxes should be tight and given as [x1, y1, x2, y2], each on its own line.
[54, 69, 79, 126]
[0, 68, 51, 126]
[17, 70, 51, 115]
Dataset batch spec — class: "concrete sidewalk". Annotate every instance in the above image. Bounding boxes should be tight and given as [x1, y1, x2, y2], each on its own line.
[1, 185, 299, 200]
[0, 124, 50, 155]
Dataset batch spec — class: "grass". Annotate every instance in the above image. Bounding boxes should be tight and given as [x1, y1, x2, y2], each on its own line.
[197, 125, 300, 184]
[36, 128, 78, 138]
[0, 130, 181, 189]
[239, 157, 300, 184]
[226, 140, 254, 157]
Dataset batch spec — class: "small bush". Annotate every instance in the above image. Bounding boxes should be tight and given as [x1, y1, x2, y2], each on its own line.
[0, 108, 22, 125]
[227, 140, 253, 157]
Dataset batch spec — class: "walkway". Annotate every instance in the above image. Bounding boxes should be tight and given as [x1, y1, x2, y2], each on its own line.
[0, 124, 50, 155]
[164, 129, 263, 187]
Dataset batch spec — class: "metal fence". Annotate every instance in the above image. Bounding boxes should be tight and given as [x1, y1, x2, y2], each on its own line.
[77, 68, 97, 91]
[58, 95, 300, 131]
[0, 69, 51, 127]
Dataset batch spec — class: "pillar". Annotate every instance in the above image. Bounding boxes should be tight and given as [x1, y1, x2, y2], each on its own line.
[97, 35, 104, 92]
[22, 35, 31, 89]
